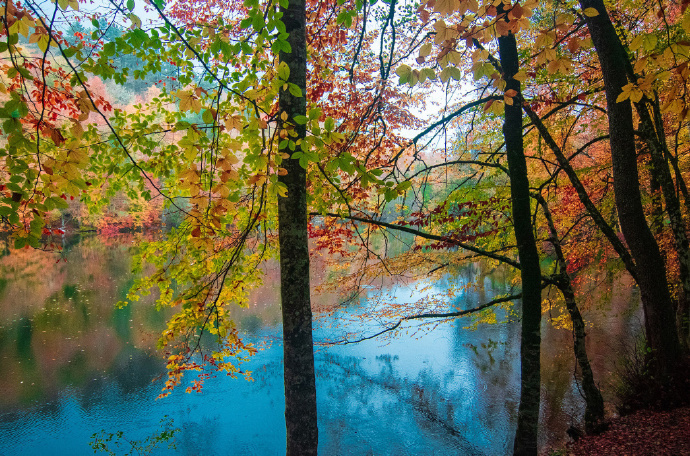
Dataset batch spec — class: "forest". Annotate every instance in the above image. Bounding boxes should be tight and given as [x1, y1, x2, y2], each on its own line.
[1, 0, 690, 454]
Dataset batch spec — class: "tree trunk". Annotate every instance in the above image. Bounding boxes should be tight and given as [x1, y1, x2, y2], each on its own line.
[579, 0, 681, 377]
[534, 193, 605, 433]
[498, 29, 543, 456]
[278, 0, 318, 454]
[634, 96, 690, 351]
[522, 104, 638, 282]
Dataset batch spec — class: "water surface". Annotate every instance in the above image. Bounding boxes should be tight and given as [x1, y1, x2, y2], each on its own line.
[0, 236, 640, 455]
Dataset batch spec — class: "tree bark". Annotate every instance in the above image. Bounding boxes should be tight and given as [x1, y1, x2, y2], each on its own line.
[278, 0, 318, 454]
[579, 0, 681, 377]
[534, 193, 605, 433]
[633, 95, 690, 351]
[498, 29, 543, 456]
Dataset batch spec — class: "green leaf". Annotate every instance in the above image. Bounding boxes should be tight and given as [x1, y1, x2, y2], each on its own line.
[127, 0, 135, 11]
[278, 61, 290, 81]
[293, 115, 307, 124]
[252, 14, 264, 32]
[202, 109, 215, 124]
[14, 237, 26, 249]
[324, 117, 335, 132]
[288, 83, 302, 97]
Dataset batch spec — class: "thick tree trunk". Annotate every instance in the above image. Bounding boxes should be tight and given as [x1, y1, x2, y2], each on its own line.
[498, 30, 543, 456]
[278, 0, 318, 454]
[534, 194, 605, 433]
[634, 97, 690, 351]
[579, 0, 681, 377]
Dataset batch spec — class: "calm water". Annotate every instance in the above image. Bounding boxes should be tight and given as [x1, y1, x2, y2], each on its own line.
[0, 236, 641, 455]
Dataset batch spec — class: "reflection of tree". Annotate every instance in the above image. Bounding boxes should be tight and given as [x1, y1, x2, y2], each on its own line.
[176, 416, 220, 456]
[0, 237, 167, 409]
[319, 352, 488, 455]
[109, 346, 165, 396]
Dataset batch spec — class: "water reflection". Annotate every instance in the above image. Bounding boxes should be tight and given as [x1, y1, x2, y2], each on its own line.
[0, 236, 641, 455]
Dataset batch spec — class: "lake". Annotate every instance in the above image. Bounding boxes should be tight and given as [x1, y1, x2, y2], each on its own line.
[0, 236, 641, 455]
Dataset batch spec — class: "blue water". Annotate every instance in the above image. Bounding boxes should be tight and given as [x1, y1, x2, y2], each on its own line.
[0, 238, 635, 455]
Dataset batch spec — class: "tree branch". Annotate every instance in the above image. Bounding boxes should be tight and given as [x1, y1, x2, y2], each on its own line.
[322, 293, 522, 345]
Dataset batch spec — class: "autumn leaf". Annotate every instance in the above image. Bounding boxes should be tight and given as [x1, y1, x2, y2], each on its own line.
[434, 0, 459, 15]
[434, 20, 459, 45]
[616, 82, 643, 103]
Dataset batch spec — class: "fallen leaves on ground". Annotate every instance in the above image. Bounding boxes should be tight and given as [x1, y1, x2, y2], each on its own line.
[566, 407, 690, 456]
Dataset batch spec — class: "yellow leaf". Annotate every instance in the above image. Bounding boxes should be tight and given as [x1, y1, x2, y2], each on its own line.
[683, 13, 690, 35]
[630, 35, 644, 52]
[583, 7, 599, 17]
[642, 34, 658, 52]
[434, 20, 458, 45]
[70, 120, 84, 139]
[434, 0, 459, 15]
[419, 42, 433, 58]
[633, 57, 647, 73]
[395, 64, 412, 78]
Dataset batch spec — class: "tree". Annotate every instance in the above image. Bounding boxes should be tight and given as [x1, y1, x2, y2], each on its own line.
[578, 0, 681, 377]
[496, 20, 543, 456]
[277, 0, 318, 452]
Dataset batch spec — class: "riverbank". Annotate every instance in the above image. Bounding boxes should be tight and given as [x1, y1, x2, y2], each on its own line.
[554, 406, 690, 456]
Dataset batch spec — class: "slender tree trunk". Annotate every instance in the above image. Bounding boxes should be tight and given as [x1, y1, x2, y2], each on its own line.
[523, 105, 638, 282]
[579, 0, 681, 377]
[498, 29, 543, 456]
[534, 193, 605, 433]
[634, 97, 690, 351]
[278, 0, 318, 454]
[648, 170, 665, 249]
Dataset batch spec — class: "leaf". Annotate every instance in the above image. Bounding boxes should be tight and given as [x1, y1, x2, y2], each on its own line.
[683, 13, 690, 35]
[583, 7, 599, 17]
[642, 34, 658, 52]
[278, 61, 290, 81]
[129, 13, 142, 29]
[630, 35, 644, 52]
[288, 83, 302, 98]
[616, 82, 643, 103]
[441, 66, 462, 82]
[70, 120, 84, 139]
[419, 68, 436, 83]
[202, 109, 215, 124]
[514, 70, 527, 82]
[434, 20, 458, 45]
[434, 0, 459, 15]
[419, 42, 433, 58]
[396, 64, 412, 78]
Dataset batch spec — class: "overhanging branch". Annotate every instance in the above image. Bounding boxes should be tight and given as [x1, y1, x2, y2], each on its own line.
[322, 292, 521, 345]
